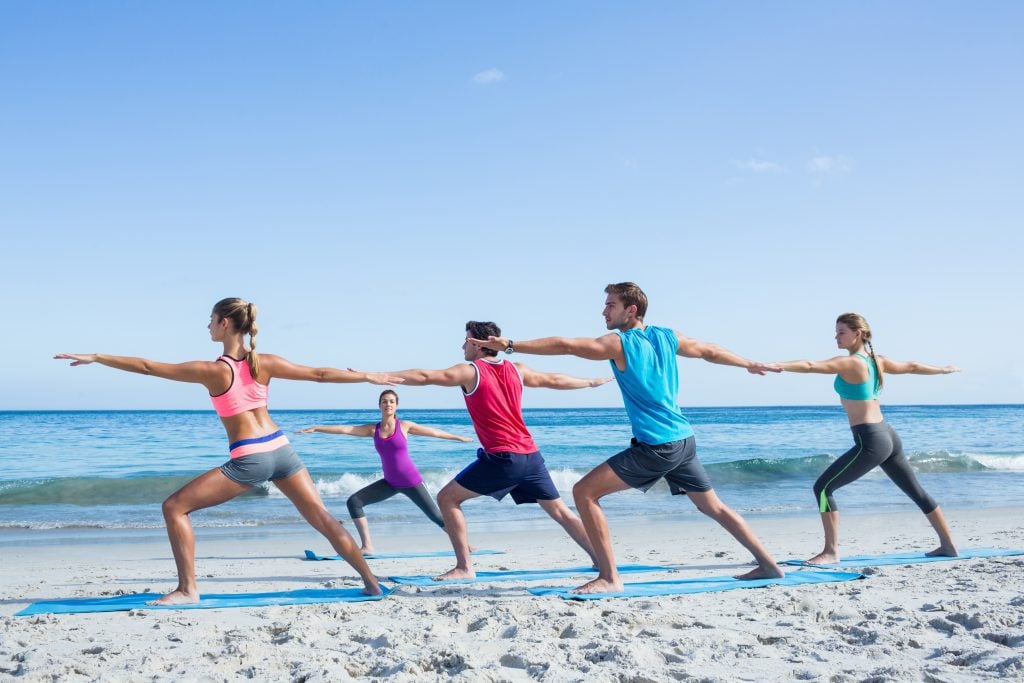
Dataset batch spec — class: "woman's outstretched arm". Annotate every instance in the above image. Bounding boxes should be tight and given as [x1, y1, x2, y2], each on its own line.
[404, 421, 474, 442]
[878, 357, 960, 375]
[260, 355, 403, 385]
[296, 423, 376, 436]
[54, 353, 222, 387]
[773, 356, 856, 374]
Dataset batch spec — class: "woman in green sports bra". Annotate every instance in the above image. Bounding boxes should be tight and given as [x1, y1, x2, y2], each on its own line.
[772, 312, 961, 565]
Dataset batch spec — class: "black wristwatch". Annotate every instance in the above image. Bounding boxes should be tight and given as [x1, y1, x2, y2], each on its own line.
[504, 339, 515, 354]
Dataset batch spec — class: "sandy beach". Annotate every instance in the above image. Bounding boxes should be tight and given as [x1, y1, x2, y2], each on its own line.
[2, 506, 1022, 681]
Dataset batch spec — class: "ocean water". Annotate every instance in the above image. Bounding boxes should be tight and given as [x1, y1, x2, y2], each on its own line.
[1, 406, 1022, 536]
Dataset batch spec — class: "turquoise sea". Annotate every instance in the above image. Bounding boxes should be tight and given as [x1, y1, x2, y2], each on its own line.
[1, 406, 1022, 537]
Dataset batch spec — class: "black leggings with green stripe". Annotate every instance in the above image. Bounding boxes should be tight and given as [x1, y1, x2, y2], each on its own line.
[814, 421, 938, 514]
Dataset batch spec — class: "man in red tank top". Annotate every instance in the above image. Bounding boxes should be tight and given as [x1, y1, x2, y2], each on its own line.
[380, 321, 610, 580]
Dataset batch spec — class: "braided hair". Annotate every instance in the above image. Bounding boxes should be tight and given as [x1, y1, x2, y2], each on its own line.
[836, 312, 883, 390]
[212, 298, 261, 379]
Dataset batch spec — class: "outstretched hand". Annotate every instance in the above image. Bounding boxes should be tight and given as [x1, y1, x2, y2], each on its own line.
[747, 362, 782, 376]
[347, 368, 406, 386]
[295, 427, 318, 434]
[590, 377, 614, 388]
[469, 336, 510, 353]
[944, 366, 962, 374]
[54, 353, 97, 366]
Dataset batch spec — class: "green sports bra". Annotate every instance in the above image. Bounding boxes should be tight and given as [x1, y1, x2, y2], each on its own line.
[833, 353, 880, 400]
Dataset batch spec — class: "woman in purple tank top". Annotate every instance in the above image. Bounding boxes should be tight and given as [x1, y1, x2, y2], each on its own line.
[298, 390, 472, 555]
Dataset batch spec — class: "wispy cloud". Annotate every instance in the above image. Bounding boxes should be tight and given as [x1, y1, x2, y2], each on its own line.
[733, 159, 785, 173]
[473, 68, 505, 85]
[807, 155, 851, 175]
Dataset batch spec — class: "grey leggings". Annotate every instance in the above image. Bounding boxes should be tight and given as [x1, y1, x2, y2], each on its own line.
[814, 422, 938, 514]
[346, 479, 445, 527]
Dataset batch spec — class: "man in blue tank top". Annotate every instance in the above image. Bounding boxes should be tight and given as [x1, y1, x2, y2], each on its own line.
[469, 282, 784, 594]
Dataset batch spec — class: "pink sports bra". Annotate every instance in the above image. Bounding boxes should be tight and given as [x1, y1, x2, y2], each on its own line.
[210, 355, 268, 417]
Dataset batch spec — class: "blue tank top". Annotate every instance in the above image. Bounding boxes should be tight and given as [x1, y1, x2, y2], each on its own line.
[833, 353, 880, 400]
[610, 326, 694, 445]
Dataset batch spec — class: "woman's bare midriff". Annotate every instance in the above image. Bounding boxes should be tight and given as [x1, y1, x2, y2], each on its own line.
[221, 407, 280, 443]
[841, 397, 884, 427]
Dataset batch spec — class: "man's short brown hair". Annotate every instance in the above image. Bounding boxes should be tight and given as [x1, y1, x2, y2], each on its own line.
[604, 282, 648, 320]
[465, 320, 501, 357]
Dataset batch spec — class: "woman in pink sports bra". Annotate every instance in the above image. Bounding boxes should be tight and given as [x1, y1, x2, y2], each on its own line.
[299, 389, 473, 555]
[55, 297, 399, 605]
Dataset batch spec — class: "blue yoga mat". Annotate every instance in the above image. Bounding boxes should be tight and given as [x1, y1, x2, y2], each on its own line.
[782, 547, 1024, 568]
[389, 564, 675, 586]
[529, 570, 864, 600]
[15, 585, 394, 616]
[304, 549, 504, 561]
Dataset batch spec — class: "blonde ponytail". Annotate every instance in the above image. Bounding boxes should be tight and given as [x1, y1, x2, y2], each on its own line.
[246, 302, 260, 379]
[865, 338, 883, 391]
[837, 312, 884, 391]
[212, 297, 262, 379]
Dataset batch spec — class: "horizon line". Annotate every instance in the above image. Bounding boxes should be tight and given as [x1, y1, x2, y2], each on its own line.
[1, 403, 1021, 413]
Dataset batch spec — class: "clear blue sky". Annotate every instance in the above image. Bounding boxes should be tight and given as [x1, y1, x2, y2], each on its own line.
[3, 2, 1021, 409]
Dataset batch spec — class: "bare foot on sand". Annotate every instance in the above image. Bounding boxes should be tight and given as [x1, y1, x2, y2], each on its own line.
[360, 547, 376, 556]
[734, 564, 785, 580]
[361, 584, 383, 596]
[805, 551, 839, 566]
[147, 589, 199, 606]
[926, 544, 958, 557]
[569, 577, 624, 594]
[433, 567, 475, 581]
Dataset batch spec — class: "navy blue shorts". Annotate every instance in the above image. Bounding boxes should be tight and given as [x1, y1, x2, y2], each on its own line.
[454, 449, 560, 505]
[606, 436, 711, 494]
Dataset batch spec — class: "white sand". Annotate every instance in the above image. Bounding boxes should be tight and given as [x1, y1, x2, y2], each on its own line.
[2, 507, 1023, 681]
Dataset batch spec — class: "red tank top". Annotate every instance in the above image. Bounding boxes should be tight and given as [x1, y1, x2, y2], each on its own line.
[462, 358, 538, 454]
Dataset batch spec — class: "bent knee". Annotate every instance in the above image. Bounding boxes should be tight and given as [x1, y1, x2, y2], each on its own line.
[162, 494, 186, 517]
[572, 481, 598, 503]
[436, 487, 459, 508]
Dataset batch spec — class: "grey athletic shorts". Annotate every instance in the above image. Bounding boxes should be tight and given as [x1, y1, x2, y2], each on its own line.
[606, 436, 711, 494]
[220, 444, 305, 487]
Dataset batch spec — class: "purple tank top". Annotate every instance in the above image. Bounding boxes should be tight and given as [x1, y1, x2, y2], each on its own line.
[374, 419, 423, 488]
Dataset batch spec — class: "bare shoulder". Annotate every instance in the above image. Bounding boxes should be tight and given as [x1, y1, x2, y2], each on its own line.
[255, 352, 284, 367]
[450, 361, 476, 377]
[874, 355, 894, 371]
[831, 354, 863, 369]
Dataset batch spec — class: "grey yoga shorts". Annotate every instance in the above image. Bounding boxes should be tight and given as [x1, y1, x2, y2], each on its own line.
[606, 436, 711, 494]
[219, 444, 305, 487]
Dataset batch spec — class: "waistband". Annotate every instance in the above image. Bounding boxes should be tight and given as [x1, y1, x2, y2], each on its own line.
[631, 436, 694, 448]
[229, 430, 289, 458]
[477, 448, 540, 459]
[850, 421, 889, 434]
